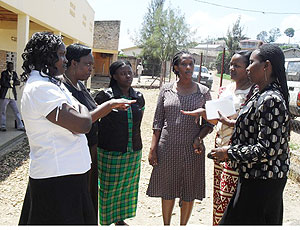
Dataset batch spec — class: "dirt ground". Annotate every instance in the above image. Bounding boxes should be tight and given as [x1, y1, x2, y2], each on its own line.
[1, 74, 300, 226]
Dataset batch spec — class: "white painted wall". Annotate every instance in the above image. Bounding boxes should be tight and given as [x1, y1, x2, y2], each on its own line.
[0, 0, 94, 46]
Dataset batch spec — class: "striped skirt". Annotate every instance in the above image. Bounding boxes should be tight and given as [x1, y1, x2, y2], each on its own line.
[97, 148, 142, 225]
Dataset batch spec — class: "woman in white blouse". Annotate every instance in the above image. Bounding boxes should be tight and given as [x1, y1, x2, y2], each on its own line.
[20, 32, 94, 225]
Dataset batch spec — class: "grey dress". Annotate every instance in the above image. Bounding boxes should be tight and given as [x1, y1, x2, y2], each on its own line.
[146, 82, 212, 202]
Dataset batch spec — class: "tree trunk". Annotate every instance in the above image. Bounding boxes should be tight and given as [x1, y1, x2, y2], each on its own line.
[163, 61, 167, 84]
[152, 64, 155, 78]
[159, 61, 166, 88]
[169, 60, 172, 82]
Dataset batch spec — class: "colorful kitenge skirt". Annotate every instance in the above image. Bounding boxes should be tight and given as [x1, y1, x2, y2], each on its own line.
[212, 83, 251, 225]
[213, 162, 239, 225]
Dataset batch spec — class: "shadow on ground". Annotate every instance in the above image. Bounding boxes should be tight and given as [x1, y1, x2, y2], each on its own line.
[0, 138, 29, 182]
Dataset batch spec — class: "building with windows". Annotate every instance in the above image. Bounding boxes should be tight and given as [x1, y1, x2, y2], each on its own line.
[0, 1, 123, 87]
[189, 43, 225, 68]
[283, 48, 300, 59]
[239, 39, 263, 50]
[0, 0, 97, 134]
[0, 0, 94, 75]
[121, 46, 142, 57]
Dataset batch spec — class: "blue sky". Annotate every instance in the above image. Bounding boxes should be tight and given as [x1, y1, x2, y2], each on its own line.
[87, 0, 300, 50]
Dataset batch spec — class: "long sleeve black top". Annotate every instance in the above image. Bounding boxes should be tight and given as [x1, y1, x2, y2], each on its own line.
[228, 81, 290, 179]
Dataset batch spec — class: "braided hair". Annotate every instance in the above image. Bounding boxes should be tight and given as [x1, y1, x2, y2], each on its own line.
[66, 43, 92, 67]
[256, 44, 289, 107]
[172, 50, 195, 77]
[21, 32, 63, 82]
[108, 60, 132, 87]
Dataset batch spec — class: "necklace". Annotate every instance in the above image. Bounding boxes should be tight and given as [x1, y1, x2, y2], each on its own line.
[63, 74, 81, 91]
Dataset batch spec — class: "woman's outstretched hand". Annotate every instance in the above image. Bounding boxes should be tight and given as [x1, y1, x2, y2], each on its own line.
[180, 108, 206, 124]
[217, 111, 235, 127]
[110, 98, 136, 111]
[181, 108, 218, 125]
[209, 146, 230, 163]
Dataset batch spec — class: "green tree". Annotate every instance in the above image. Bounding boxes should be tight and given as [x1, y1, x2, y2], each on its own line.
[216, 17, 247, 74]
[137, 0, 195, 82]
[224, 16, 247, 58]
[256, 31, 268, 42]
[268, 27, 281, 43]
[135, 0, 164, 77]
[284, 27, 295, 44]
[139, 0, 164, 60]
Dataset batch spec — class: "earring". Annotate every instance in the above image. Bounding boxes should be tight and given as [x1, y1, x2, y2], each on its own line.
[44, 65, 49, 74]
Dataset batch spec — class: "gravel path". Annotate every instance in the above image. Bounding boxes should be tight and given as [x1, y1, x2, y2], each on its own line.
[1, 74, 300, 225]
[0, 138, 29, 225]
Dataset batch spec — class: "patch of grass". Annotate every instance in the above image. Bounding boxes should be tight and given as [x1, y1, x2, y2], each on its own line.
[216, 73, 231, 81]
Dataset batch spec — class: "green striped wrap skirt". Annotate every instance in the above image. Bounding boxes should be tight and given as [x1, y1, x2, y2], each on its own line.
[97, 148, 142, 225]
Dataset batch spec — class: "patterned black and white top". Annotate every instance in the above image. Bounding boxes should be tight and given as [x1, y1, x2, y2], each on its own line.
[228, 81, 290, 179]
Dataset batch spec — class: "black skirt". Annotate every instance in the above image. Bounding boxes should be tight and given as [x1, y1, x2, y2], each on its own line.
[19, 172, 97, 225]
[220, 177, 287, 225]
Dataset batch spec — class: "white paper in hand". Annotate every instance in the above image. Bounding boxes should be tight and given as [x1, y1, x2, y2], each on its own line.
[205, 95, 236, 120]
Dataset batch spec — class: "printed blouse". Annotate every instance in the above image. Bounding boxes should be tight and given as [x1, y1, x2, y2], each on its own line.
[228, 81, 290, 179]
